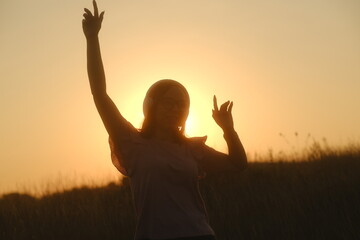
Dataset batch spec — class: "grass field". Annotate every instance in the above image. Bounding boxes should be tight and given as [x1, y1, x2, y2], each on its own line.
[1, 142, 360, 240]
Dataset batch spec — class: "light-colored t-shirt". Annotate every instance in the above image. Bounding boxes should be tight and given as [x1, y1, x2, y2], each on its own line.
[109, 121, 233, 240]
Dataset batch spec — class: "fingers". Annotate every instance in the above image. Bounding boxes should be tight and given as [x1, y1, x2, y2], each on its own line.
[83, 4, 104, 22]
[83, 8, 93, 19]
[93, 0, 99, 17]
[220, 101, 230, 112]
[100, 11, 105, 22]
[214, 95, 233, 112]
[84, 8, 92, 15]
[83, 14, 91, 21]
[229, 101, 233, 114]
[213, 95, 219, 111]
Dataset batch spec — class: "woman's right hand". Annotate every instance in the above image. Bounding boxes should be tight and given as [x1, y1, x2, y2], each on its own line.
[82, 0, 105, 38]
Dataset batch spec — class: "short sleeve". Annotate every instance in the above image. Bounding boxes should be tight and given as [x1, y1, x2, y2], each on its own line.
[188, 136, 234, 176]
[108, 121, 144, 176]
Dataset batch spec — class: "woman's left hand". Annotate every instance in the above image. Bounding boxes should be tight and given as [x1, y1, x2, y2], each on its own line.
[212, 95, 234, 132]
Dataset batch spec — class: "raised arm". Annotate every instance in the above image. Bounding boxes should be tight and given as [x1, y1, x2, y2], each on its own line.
[82, 1, 133, 143]
[82, 0, 105, 96]
[212, 95, 247, 171]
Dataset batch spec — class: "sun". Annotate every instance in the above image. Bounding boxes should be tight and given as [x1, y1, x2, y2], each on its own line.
[185, 109, 210, 138]
[185, 113, 196, 136]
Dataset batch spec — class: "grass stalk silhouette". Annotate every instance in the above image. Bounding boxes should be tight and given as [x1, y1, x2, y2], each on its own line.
[1, 141, 359, 240]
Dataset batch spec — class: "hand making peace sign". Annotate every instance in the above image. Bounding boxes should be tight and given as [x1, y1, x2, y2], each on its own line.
[212, 95, 235, 132]
[82, 0, 105, 38]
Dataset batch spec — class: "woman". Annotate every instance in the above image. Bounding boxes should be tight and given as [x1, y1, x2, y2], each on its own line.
[82, 1, 247, 240]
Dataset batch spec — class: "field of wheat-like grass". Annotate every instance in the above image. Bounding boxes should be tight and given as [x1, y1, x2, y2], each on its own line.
[1, 143, 359, 240]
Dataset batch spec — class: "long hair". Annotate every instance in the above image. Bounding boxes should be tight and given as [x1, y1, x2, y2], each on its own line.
[141, 79, 190, 142]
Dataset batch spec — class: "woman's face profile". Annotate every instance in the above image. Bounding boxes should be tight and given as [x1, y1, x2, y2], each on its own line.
[154, 86, 189, 131]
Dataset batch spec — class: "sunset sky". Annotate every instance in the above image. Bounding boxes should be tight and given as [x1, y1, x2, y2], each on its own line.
[1, 0, 359, 194]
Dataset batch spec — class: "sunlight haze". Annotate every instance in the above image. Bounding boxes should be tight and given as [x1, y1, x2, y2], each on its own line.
[1, 0, 359, 194]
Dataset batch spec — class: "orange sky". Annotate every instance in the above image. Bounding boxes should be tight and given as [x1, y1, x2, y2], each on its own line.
[1, 0, 359, 195]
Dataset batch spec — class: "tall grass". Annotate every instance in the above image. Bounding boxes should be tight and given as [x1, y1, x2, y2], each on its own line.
[1, 141, 359, 240]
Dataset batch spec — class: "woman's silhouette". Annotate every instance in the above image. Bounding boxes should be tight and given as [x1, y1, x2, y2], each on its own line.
[82, 1, 247, 240]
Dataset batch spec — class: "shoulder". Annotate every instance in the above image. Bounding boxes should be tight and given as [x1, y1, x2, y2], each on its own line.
[186, 135, 207, 145]
[184, 135, 208, 159]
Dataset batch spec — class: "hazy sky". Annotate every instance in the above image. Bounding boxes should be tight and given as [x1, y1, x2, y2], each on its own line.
[1, 0, 359, 194]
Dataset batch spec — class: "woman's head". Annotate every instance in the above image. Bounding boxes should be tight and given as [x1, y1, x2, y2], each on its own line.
[141, 79, 190, 139]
